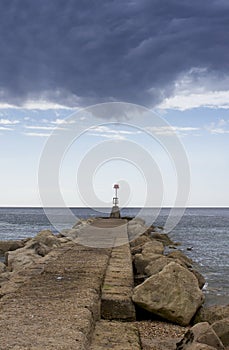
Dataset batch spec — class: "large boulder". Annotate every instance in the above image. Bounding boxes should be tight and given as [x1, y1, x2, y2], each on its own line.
[132, 262, 204, 326]
[134, 241, 164, 274]
[190, 269, 206, 289]
[212, 318, 229, 347]
[145, 257, 205, 290]
[176, 322, 225, 350]
[193, 306, 229, 325]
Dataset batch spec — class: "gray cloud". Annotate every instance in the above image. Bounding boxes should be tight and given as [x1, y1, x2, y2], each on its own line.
[0, 0, 229, 107]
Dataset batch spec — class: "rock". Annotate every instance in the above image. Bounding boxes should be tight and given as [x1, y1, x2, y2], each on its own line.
[6, 249, 39, 271]
[72, 220, 84, 229]
[145, 256, 205, 290]
[184, 345, 218, 349]
[133, 240, 164, 274]
[143, 241, 164, 255]
[130, 234, 151, 248]
[143, 224, 156, 234]
[28, 230, 60, 249]
[193, 306, 229, 325]
[212, 318, 229, 346]
[0, 240, 25, 255]
[132, 262, 204, 326]
[193, 323, 225, 350]
[176, 322, 225, 350]
[128, 220, 148, 240]
[190, 269, 206, 289]
[145, 256, 187, 276]
[29, 242, 51, 257]
[134, 252, 162, 274]
[5, 230, 60, 272]
[167, 250, 193, 267]
[145, 256, 174, 276]
[131, 244, 144, 256]
[0, 261, 6, 273]
[61, 228, 79, 240]
[150, 232, 176, 246]
[72, 218, 96, 230]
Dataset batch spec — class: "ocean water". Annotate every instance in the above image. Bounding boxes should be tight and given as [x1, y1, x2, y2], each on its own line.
[0, 207, 228, 306]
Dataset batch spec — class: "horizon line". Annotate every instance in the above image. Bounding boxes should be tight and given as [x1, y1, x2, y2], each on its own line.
[0, 206, 228, 209]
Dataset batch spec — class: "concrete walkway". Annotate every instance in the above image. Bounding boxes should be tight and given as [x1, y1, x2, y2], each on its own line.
[0, 219, 140, 350]
[77, 218, 130, 248]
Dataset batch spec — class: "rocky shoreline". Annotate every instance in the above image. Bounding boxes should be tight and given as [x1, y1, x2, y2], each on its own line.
[0, 217, 228, 350]
[127, 218, 229, 349]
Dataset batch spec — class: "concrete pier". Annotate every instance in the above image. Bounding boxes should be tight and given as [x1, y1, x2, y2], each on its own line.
[0, 219, 140, 350]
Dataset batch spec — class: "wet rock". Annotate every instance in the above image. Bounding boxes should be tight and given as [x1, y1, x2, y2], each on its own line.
[133, 262, 204, 326]
[176, 322, 225, 350]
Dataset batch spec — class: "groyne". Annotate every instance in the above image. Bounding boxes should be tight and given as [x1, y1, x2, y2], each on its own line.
[0, 218, 228, 350]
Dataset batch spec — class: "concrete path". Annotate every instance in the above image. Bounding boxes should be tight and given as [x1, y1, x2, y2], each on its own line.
[77, 218, 129, 248]
[0, 219, 140, 350]
[0, 243, 110, 350]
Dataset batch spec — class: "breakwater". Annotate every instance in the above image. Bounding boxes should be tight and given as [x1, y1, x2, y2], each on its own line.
[0, 217, 228, 349]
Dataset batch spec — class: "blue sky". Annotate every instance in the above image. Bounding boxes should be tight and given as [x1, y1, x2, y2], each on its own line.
[0, 1, 229, 207]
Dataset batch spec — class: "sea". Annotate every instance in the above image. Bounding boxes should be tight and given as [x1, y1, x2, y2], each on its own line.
[0, 207, 228, 306]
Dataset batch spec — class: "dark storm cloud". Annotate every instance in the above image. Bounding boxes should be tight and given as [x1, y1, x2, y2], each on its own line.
[0, 0, 229, 107]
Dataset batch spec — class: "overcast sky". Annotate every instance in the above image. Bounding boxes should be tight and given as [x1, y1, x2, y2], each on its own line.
[0, 1, 229, 207]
